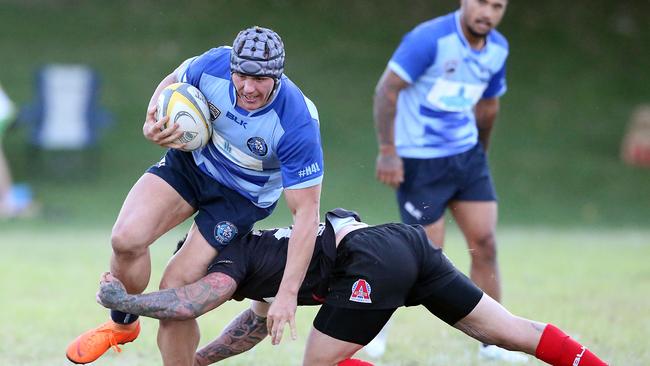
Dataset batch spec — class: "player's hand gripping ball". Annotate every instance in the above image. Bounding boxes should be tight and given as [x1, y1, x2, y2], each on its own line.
[156, 83, 212, 151]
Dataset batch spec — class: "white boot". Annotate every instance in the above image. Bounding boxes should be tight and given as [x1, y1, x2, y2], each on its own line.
[363, 321, 391, 358]
[479, 344, 529, 363]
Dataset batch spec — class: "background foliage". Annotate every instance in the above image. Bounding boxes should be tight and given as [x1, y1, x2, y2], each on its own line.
[0, 0, 649, 228]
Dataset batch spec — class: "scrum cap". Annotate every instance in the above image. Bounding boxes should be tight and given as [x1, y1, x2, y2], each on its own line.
[231, 26, 285, 79]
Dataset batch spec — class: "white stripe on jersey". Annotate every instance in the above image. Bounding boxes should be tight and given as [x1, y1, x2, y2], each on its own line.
[303, 95, 319, 125]
[211, 131, 263, 171]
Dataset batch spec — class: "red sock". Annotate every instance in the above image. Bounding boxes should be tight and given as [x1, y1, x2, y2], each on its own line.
[338, 359, 374, 366]
[535, 324, 608, 366]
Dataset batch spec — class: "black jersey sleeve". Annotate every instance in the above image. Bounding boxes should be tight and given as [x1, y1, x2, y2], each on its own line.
[206, 236, 250, 286]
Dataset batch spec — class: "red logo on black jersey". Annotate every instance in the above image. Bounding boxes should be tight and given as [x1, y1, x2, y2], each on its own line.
[349, 279, 372, 304]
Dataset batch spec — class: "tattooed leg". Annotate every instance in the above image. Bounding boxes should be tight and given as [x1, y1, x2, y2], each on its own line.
[195, 307, 269, 365]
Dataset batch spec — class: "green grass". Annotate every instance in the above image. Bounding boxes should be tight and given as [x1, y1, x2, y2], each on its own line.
[1, 226, 648, 365]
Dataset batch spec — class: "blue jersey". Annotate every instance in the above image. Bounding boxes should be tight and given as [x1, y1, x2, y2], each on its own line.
[388, 11, 509, 159]
[175, 47, 324, 208]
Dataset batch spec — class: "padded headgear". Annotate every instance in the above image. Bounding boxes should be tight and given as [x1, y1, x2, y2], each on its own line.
[231, 26, 285, 79]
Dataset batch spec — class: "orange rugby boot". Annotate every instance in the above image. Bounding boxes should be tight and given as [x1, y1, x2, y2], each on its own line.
[66, 319, 141, 364]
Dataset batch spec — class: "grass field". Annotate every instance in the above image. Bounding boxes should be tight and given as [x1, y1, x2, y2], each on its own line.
[2, 225, 648, 365]
[0, 1, 649, 365]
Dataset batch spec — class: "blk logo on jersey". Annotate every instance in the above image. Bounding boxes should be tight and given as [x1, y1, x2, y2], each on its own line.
[349, 279, 372, 304]
[226, 111, 248, 128]
[247, 137, 268, 156]
[214, 221, 238, 244]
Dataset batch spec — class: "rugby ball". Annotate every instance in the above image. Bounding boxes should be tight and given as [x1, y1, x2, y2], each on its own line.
[156, 83, 212, 152]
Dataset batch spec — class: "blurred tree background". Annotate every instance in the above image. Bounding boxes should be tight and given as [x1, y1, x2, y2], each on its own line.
[0, 0, 648, 230]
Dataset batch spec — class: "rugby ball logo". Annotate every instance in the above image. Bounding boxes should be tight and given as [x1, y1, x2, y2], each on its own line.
[156, 83, 213, 152]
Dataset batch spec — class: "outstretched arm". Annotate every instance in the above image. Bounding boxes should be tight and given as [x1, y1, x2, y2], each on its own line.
[195, 301, 270, 365]
[96, 271, 237, 320]
[266, 184, 321, 345]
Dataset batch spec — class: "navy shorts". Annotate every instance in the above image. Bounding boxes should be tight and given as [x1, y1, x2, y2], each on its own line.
[397, 143, 497, 225]
[147, 149, 275, 251]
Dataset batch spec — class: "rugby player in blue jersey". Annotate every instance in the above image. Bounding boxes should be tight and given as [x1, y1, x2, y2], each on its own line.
[67, 26, 324, 365]
[372, 0, 518, 361]
[95, 208, 609, 366]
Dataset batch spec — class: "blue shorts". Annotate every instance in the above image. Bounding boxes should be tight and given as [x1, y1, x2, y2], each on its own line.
[147, 149, 275, 251]
[397, 143, 496, 225]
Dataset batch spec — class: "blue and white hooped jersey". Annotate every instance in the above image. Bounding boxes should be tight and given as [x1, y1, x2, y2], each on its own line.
[175, 47, 324, 208]
[388, 11, 509, 159]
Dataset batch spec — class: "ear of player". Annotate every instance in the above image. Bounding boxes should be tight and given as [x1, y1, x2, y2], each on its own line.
[156, 82, 212, 152]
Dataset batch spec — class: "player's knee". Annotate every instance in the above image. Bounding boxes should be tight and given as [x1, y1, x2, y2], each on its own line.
[110, 225, 150, 257]
[470, 233, 497, 263]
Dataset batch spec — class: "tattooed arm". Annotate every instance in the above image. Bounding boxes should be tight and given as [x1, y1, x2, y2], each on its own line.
[195, 301, 270, 365]
[96, 271, 237, 320]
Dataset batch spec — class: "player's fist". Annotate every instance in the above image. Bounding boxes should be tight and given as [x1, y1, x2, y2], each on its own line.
[375, 153, 404, 189]
[96, 272, 128, 309]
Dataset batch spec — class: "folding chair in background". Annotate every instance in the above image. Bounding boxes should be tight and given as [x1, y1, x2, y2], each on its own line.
[19, 64, 112, 178]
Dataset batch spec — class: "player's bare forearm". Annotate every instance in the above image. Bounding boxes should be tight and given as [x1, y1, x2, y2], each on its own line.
[278, 224, 318, 296]
[195, 308, 268, 365]
[97, 272, 236, 320]
[374, 90, 397, 147]
[280, 187, 321, 295]
[475, 98, 500, 150]
[374, 69, 409, 148]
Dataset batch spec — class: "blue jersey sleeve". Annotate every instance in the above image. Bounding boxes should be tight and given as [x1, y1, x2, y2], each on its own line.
[482, 62, 507, 98]
[389, 24, 438, 83]
[177, 47, 231, 88]
[277, 117, 324, 189]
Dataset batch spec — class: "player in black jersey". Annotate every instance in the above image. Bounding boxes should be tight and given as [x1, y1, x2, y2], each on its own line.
[96, 208, 607, 366]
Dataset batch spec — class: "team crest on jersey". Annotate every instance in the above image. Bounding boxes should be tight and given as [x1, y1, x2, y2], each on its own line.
[247, 137, 268, 156]
[207, 101, 221, 121]
[444, 59, 459, 75]
[349, 279, 372, 304]
[214, 221, 238, 244]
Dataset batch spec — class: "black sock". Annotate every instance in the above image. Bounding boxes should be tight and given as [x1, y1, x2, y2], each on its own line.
[110, 310, 139, 325]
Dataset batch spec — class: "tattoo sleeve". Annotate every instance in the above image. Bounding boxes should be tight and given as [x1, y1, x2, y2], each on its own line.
[374, 70, 405, 147]
[115, 273, 237, 320]
[195, 308, 268, 365]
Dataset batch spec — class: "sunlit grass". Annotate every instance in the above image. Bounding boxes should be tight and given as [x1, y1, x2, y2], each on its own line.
[1, 226, 647, 365]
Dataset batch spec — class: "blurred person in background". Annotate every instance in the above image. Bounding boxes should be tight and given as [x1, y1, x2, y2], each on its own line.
[95, 208, 609, 366]
[372, 0, 519, 361]
[0, 82, 36, 219]
[66, 26, 324, 365]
